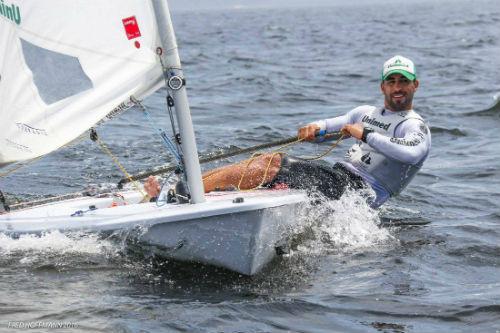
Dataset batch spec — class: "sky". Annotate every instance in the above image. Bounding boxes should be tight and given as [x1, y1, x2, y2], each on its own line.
[168, 0, 456, 11]
[169, 0, 388, 11]
[169, 0, 329, 11]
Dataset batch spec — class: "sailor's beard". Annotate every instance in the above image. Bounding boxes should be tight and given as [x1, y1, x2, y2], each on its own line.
[385, 94, 413, 111]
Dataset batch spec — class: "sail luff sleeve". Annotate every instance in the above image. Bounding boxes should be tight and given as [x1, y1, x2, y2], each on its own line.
[152, 0, 206, 204]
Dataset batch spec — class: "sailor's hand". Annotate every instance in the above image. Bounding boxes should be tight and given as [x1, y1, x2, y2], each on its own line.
[144, 176, 161, 197]
[341, 123, 363, 140]
[298, 124, 321, 141]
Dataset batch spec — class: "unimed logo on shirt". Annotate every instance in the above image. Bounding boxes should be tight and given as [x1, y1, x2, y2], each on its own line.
[361, 115, 391, 131]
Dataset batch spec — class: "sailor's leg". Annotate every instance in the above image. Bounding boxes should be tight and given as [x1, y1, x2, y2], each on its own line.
[202, 153, 282, 192]
[270, 157, 366, 200]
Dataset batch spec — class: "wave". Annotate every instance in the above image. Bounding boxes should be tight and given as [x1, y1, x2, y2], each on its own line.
[379, 216, 431, 227]
[0, 231, 122, 270]
[281, 96, 329, 104]
[465, 94, 500, 117]
[455, 304, 500, 317]
[447, 244, 500, 266]
[430, 126, 468, 136]
[456, 224, 500, 235]
[227, 56, 275, 66]
[288, 190, 394, 256]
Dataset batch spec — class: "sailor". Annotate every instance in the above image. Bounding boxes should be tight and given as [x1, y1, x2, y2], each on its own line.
[145, 55, 431, 208]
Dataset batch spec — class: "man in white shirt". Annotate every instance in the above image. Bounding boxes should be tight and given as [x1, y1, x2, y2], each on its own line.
[296, 55, 431, 206]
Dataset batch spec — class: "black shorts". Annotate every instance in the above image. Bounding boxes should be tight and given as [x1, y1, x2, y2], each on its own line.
[268, 155, 366, 200]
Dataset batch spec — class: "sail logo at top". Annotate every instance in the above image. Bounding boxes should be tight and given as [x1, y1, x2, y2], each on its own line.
[0, 1, 21, 25]
[122, 16, 141, 40]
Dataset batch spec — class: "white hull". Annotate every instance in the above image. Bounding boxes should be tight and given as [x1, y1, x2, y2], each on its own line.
[0, 189, 307, 275]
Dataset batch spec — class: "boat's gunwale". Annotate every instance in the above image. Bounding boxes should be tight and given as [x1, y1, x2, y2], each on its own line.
[0, 189, 308, 234]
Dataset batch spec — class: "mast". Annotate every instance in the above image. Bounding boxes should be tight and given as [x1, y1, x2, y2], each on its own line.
[152, 0, 205, 203]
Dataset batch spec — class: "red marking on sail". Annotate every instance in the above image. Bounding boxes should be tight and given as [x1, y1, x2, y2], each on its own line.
[122, 16, 141, 40]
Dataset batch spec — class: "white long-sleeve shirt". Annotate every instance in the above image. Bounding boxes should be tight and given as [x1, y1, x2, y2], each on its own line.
[314, 105, 431, 207]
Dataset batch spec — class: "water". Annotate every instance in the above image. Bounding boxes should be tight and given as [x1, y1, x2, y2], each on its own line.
[1, 0, 500, 331]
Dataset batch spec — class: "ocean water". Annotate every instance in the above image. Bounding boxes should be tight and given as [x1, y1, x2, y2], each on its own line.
[1, 0, 500, 332]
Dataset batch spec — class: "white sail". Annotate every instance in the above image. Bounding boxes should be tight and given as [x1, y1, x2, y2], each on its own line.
[0, 0, 167, 166]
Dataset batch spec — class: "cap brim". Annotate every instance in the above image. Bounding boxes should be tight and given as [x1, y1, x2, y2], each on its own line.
[383, 69, 416, 81]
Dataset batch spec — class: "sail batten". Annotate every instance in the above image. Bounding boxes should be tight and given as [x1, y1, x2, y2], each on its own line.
[0, 1, 166, 166]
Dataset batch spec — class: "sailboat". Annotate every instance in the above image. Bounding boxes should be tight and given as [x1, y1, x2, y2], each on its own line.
[0, 0, 309, 275]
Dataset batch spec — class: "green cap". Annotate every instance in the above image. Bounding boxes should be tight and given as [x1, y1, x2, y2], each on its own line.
[382, 55, 416, 81]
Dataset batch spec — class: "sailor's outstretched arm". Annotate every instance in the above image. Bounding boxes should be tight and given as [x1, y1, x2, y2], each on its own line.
[366, 119, 431, 164]
[298, 106, 364, 140]
[313, 113, 352, 133]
